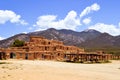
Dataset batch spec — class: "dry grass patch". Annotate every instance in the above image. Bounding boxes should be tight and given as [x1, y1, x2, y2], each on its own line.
[1, 65, 20, 70]
[0, 62, 11, 64]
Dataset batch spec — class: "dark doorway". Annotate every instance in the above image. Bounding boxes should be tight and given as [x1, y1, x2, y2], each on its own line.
[0, 52, 2, 60]
[10, 53, 16, 59]
[41, 54, 44, 59]
[0, 52, 6, 60]
[3, 53, 6, 59]
[25, 53, 28, 59]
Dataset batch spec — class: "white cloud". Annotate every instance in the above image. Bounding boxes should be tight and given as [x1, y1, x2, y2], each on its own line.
[22, 32, 27, 34]
[80, 3, 100, 18]
[34, 10, 81, 31]
[33, 3, 100, 31]
[34, 15, 57, 30]
[0, 36, 4, 40]
[119, 22, 120, 27]
[0, 10, 28, 25]
[82, 17, 91, 25]
[89, 23, 120, 36]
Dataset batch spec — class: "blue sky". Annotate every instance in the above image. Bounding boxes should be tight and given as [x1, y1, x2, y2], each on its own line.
[0, 0, 120, 40]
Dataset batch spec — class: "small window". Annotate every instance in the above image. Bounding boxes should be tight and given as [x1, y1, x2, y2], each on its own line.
[67, 48, 68, 50]
[42, 54, 44, 58]
[48, 42, 51, 44]
[58, 53, 60, 56]
[19, 53, 22, 57]
[45, 47, 47, 50]
[60, 46, 62, 49]
[54, 47, 56, 50]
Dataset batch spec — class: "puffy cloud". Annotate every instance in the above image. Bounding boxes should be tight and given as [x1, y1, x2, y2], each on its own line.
[22, 32, 27, 34]
[119, 22, 120, 27]
[0, 36, 4, 40]
[89, 23, 120, 36]
[82, 17, 91, 25]
[34, 10, 81, 31]
[80, 3, 100, 18]
[0, 10, 28, 25]
[33, 3, 100, 31]
[34, 15, 57, 30]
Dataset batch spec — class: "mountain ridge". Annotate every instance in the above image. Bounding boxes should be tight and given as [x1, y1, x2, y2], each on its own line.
[0, 28, 120, 50]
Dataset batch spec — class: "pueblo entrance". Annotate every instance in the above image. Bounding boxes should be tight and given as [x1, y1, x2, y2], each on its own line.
[0, 52, 6, 60]
[10, 52, 16, 59]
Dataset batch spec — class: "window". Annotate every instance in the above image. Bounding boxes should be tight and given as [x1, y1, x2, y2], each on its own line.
[54, 47, 56, 50]
[42, 54, 44, 58]
[67, 48, 69, 50]
[58, 53, 60, 56]
[60, 46, 62, 49]
[19, 53, 22, 57]
[45, 47, 47, 50]
[10, 53, 16, 59]
[48, 42, 51, 45]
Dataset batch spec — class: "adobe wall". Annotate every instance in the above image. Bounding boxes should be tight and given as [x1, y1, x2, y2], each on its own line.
[0, 36, 113, 62]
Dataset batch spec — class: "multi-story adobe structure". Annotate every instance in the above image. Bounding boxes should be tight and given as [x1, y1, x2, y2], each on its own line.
[0, 36, 112, 62]
[0, 36, 84, 60]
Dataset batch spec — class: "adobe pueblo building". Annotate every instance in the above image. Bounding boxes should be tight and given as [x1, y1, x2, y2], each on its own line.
[0, 36, 112, 63]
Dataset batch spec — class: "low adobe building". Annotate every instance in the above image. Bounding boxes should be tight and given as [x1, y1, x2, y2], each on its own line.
[0, 36, 84, 60]
[0, 36, 112, 62]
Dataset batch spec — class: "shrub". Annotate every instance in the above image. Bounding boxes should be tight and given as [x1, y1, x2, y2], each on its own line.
[11, 39, 25, 47]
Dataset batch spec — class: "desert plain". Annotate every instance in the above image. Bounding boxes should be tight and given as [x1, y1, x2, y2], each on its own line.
[0, 60, 120, 80]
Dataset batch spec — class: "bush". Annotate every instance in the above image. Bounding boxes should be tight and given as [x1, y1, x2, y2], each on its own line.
[11, 39, 25, 47]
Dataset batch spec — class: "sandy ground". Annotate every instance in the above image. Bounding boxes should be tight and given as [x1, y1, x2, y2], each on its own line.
[0, 60, 120, 80]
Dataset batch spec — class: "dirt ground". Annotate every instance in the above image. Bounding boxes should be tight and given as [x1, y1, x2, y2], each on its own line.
[0, 60, 120, 80]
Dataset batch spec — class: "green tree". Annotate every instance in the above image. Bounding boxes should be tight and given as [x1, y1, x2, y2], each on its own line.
[12, 39, 25, 47]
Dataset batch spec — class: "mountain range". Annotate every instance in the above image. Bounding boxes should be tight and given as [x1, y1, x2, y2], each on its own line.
[0, 28, 120, 53]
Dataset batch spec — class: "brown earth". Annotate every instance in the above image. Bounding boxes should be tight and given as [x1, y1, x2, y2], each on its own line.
[0, 60, 120, 80]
